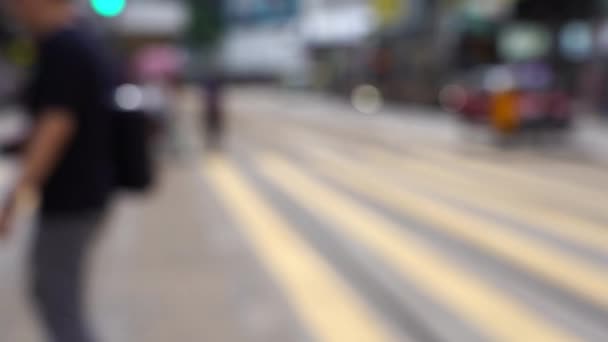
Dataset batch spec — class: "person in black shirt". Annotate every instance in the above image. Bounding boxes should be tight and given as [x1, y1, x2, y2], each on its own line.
[1, 1, 115, 341]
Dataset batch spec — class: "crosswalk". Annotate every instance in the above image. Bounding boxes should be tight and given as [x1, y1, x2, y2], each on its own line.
[201, 137, 608, 342]
[206, 157, 395, 342]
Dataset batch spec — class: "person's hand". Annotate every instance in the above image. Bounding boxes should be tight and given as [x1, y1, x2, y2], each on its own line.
[0, 192, 17, 241]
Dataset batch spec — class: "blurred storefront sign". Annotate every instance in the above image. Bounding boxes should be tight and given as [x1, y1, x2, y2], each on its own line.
[219, 0, 309, 82]
[220, 25, 308, 81]
[227, 0, 297, 24]
[114, 1, 188, 36]
[498, 23, 552, 62]
[463, 0, 515, 19]
[559, 21, 593, 62]
[373, 0, 408, 26]
[372, 0, 445, 33]
[301, 4, 374, 46]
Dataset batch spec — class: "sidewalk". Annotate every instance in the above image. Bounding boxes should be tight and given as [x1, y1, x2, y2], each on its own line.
[0, 93, 235, 342]
[91, 163, 242, 342]
[0, 88, 301, 342]
[0, 161, 242, 342]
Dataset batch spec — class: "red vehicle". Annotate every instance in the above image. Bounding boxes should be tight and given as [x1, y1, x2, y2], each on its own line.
[441, 63, 573, 134]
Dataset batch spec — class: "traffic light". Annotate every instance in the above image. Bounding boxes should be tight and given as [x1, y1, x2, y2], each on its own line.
[90, 0, 126, 17]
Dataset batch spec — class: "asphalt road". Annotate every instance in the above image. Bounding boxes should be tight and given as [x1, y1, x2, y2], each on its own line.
[1, 87, 608, 341]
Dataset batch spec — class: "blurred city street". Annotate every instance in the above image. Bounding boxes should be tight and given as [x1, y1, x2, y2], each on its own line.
[2, 87, 608, 341]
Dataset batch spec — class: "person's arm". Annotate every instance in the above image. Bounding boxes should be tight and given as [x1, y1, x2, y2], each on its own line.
[18, 107, 76, 192]
[0, 108, 75, 239]
[1, 39, 83, 239]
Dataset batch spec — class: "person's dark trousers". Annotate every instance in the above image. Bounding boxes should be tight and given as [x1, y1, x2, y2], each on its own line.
[29, 211, 104, 342]
[202, 77, 225, 149]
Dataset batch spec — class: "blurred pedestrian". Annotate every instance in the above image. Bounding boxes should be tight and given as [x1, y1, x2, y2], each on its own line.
[203, 75, 225, 150]
[0, 0, 116, 341]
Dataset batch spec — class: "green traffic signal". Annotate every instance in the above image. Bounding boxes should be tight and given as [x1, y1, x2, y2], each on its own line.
[91, 0, 126, 17]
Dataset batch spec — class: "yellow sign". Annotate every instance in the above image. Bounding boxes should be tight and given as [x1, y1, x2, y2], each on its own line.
[374, 0, 407, 26]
